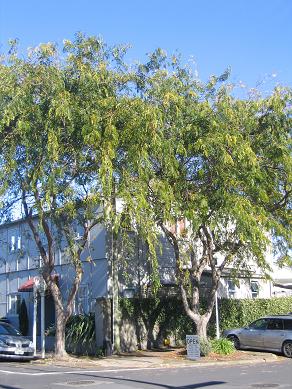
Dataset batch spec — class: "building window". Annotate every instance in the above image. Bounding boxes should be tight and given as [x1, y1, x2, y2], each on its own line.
[251, 281, 259, 298]
[9, 294, 21, 315]
[75, 285, 89, 314]
[227, 280, 236, 298]
[10, 236, 16, 252]
[17, 236, 22, 250]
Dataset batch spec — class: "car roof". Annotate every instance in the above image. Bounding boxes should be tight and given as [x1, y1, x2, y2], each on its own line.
[263, 314, 292, 319]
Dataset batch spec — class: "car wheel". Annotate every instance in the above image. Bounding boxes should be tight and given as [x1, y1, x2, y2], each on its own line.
[282, 340, 292, 358]
[227, 335, 240, 350]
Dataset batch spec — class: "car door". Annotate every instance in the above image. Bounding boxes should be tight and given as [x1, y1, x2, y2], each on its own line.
[240, 318, 268, 348]
[264, 318, 285, 351]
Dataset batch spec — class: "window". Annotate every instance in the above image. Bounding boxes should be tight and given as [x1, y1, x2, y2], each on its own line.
[284, 319, 292, 330]
[227, 280, 236, 298]
[17, 236, 21, 250]
[249, 318, 268, 330]
[250, 281, 259, 298]
[9, 294, 21, 315]
[75, 285, 89, 314]
[39, 255, 44, 268]
[10, 236, 22, 252]
[10, 236, 16, 252]
[267, 318, 283, 330]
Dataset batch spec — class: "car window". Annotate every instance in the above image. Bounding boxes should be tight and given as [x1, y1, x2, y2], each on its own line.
[284, 319, 292, 331]
[267, 318, 283, 330]
[249, 318, 268, 330]
[0, 323, 21, 336]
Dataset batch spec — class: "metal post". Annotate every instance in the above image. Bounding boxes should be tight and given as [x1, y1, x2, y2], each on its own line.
[40, 289, 45, 359]
[215, 290, 220, 339]
[32, 285, 37, 355]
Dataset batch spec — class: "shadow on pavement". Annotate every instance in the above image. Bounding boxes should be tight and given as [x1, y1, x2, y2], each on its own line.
[73, 372, 225, 388]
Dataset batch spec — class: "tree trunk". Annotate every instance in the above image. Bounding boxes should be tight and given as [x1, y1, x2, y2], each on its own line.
[146, 323, 155, 350]
[54, 304, 67, 358]
[194, 316, 209, 339]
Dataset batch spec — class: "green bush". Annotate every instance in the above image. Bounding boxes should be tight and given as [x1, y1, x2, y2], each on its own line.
[199, 337, 212, 356]
[66, 314, 95, 343]
[217, 296, 292, 332]
[120, 296, 292, 345]
[45, 313, 97, 355]
[211, 338, 235, 355]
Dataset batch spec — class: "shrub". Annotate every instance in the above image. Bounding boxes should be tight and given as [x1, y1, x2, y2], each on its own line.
[45, 313, 96, 355]
[65, 314, 96, 345]
[199, 337, 212, 356]
[211, 338, 235, 355]
[218, 296, 292, 332]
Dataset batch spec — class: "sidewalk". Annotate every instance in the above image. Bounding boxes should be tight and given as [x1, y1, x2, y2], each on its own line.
[33, 348, 281, 370]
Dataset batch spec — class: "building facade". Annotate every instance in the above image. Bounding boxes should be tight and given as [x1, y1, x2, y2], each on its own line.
[0, 216, 291, 336]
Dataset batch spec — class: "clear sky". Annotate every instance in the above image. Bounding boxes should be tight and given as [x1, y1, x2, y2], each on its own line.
[0, 0, 291, 91]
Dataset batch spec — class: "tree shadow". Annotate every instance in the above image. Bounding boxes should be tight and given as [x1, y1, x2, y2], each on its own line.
[76, 372, 225, 388]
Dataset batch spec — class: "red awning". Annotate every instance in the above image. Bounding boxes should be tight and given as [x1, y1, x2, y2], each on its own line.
[18, 274, 59, 292]
[18, 278, 34, 292]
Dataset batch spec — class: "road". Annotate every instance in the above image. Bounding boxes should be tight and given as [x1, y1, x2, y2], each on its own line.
[0, 359, 291, 388]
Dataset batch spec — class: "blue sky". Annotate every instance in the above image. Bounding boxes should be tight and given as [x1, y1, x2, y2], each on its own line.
[1, 0, 291, 91]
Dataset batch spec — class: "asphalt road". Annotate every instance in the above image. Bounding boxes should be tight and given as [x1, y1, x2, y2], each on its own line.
[0, 359, 291, 389]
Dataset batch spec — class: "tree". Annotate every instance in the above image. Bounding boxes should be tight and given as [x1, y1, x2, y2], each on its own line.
[0, 35, 134, 357]
[123, 53, 292, 338]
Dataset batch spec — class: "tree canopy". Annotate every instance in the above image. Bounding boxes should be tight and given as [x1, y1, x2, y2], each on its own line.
[0, 35, 291, 346]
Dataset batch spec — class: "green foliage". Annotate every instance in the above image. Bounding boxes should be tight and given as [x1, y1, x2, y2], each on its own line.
[120, 296, 292, 347]
[218, 297, 292, 331]
[65, 313, 96, 346]
[19, 299, 29, 336]
[46, 314, 97, 356]
[120, 297, 194, 345]
[0, 33, 291, 352]
[211, 338, 235, 355]
[199, 337, 212, 356]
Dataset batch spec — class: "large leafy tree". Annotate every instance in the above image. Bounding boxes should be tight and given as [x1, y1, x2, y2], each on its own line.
[0, 35, 135, 356]
[124, 53, 292, 338]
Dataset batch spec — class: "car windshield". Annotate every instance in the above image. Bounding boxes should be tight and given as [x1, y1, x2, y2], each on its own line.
[0, 322, 21, 336]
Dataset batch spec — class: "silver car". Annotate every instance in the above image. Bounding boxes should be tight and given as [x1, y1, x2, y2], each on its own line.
[224, 314, 292, 358]
[0, 321, 34, 360]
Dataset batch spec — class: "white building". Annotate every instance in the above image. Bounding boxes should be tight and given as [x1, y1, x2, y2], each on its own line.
[0, 216, 291, 338]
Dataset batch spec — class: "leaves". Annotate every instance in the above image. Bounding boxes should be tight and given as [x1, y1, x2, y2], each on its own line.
[0, 34, 291, 344]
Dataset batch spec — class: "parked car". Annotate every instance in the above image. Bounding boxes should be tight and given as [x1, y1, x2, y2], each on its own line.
[224, 314, 292, 358]
[0, 321, 34, 360]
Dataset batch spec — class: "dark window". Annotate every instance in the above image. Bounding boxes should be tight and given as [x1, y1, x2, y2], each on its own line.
[284, 319, 292, 331]
[267, 318, 283, 330]
[249, 318, 268, 330]
[250, 281, 259, 298]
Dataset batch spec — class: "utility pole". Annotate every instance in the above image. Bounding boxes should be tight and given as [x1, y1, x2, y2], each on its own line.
[110, 185, 120, 354]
